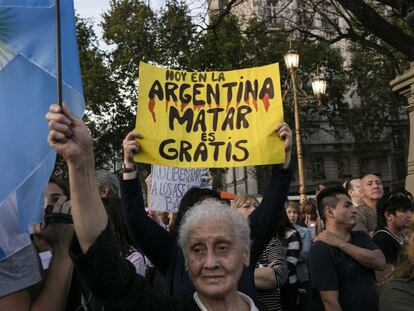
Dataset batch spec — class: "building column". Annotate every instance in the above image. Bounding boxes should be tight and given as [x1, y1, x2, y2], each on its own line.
[390, 62, 414, 193]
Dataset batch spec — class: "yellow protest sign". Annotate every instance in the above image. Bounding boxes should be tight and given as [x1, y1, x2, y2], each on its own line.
[134, 62, 285, 168]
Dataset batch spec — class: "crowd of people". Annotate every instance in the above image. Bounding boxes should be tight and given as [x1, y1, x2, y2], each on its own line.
[0, 103, 413, 311]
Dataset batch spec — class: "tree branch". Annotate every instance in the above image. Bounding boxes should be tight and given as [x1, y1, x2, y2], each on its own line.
[335, 0, 414, 59]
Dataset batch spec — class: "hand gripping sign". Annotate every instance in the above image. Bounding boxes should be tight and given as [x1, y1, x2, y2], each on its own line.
[134, 62, 285, 168]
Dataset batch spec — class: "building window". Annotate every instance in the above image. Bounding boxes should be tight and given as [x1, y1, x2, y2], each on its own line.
[313, 158, 325, 179]
[297, 7, 313, 29]
[218, 0, 228, 11]
[266, 0, 278, 25]
[320, 2, 339, 36]
[338, 157, 352, 178]
[361, 157, 379, 176]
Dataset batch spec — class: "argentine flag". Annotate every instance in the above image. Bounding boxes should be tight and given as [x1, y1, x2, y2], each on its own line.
[0, 0, 84, 260]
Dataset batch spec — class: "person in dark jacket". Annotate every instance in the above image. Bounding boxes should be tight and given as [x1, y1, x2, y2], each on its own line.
[46, 103, 259, 310]
[121, 123, 293, 302]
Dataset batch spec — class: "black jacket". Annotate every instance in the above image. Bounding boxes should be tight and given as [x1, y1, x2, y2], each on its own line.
[70, 222, 200, 311]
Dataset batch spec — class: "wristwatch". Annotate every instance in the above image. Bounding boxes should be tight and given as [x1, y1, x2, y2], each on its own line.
[122, 163, 136, 173]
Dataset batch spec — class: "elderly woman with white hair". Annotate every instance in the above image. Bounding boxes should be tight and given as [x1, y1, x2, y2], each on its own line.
[71, 200, 256, 310]
[46, 103, 257, 310]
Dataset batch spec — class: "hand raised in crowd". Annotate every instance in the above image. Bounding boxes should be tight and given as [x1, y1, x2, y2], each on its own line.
[40, 197, 74, 254]
[122, 130, 143, 167]
[46, 103, 93, 165]
[276, 122, 292, 168]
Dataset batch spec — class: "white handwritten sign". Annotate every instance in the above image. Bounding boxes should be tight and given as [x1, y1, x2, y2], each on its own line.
[150, 165, 209, 212]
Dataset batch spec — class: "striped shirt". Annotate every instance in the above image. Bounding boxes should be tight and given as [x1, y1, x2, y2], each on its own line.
[284, 228, 301, 285]
[256, 238, 288, 311]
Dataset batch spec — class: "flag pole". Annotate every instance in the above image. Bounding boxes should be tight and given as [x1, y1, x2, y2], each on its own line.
[56, 0, 62, 107]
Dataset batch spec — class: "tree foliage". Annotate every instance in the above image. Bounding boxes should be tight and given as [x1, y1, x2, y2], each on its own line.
[71, 0, 408, 187]
[77, 17, 127, 171]
[272, 0, 414, 71]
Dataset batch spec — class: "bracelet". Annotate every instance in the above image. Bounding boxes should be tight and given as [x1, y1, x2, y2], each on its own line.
[122, 164, 136, 173]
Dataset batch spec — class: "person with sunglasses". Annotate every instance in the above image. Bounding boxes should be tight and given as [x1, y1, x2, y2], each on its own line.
[373, 191, 413, 266]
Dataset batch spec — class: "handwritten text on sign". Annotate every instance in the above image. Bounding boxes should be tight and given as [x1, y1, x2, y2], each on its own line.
[150, 165, 209, 212]
[134, 62, 285, 168]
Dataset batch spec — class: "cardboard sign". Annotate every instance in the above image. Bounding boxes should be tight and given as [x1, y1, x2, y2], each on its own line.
[150, 165, 208, 212]
[134, 62, 285, 168]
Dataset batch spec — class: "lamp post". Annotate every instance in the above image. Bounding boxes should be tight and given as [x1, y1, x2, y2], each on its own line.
[284, 48, 307, 204]
[283, 47, 328, 204]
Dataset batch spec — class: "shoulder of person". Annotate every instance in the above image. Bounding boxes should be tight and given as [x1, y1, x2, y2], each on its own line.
[295, 224, 311, 234]
[380, 278, 414, 294]
[372, 228, 392, 240]
[350, 230, 378, 247]
[270, 237, 283, 247]
[309, 240, 332, 253]
[351, 230, 371, 239]
[285, 227, 296, 237]
[308, 241, 335, 265]
[355, 204, 369, 213]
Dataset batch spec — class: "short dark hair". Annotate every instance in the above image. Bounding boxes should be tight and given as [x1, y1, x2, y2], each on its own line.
[376, 190, 413, 227]
[315, 181, 344, 197]
[317, 187, 350, 222]
[48, 176, 69, 198]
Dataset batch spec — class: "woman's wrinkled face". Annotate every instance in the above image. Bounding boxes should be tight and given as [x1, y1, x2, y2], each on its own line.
[185, 219, 249, 300]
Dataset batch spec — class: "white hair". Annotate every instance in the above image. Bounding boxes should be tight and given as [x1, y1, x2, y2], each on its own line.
[96, 170, 120, 198]
[178, 199, 251, 256]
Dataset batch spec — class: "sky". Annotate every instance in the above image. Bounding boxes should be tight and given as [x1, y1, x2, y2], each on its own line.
[74, 0, 205, 36]
[74, 0, 109, 23]
[74, 0, 165, 25]
[74, 0, 164, 44]
[73, 0, 187, 48]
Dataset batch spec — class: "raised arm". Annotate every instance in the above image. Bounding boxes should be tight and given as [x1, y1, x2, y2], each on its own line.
[46, 104, 194, 310]
[121, 130, 176, 275]
[249, 122, 293, 263]
[46, 103, 108, 253]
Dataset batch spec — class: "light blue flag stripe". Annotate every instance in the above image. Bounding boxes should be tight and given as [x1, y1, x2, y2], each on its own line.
[0, 0, 84, 260]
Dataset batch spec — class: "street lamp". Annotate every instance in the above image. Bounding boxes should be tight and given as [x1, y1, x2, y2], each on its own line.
[312, 66, 327, 101]
[284, 48, 307, 204]
[283, 48, 328, 204]
[284, 49, 299, 70]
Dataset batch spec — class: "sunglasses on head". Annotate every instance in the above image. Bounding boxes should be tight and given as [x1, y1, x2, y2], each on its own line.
[385, 191, 413, 204]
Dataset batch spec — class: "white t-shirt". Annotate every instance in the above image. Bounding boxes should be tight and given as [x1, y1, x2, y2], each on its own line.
[0, 244, 41, 297]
